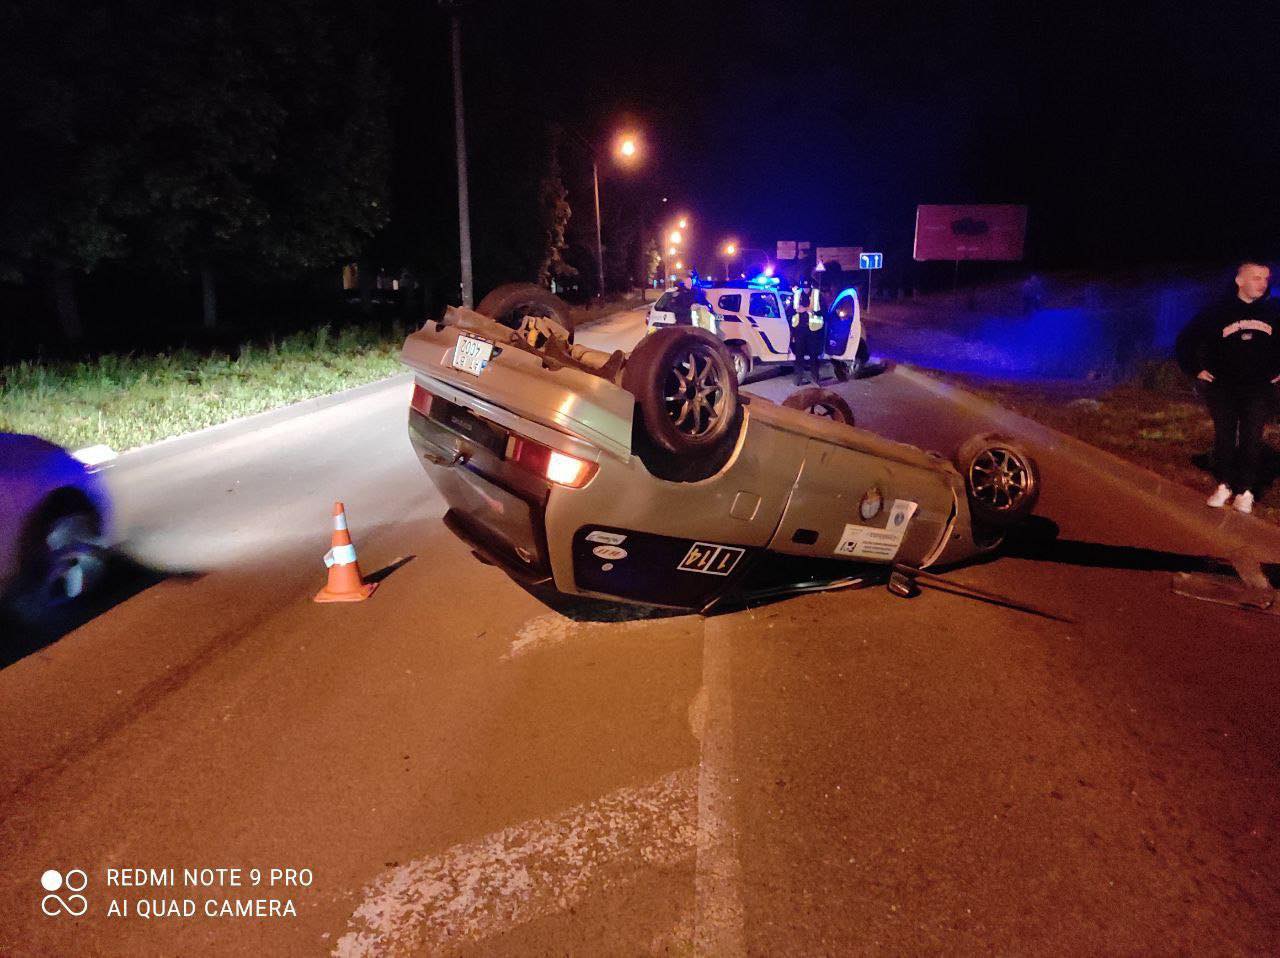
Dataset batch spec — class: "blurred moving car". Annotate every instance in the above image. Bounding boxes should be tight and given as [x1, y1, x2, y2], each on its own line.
[647, 277, 868, 383]
[0, 434, 112, 626]
[401, 308, 1039, 612]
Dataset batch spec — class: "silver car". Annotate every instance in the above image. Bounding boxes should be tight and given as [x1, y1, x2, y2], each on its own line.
[401, 307, 1038, 611]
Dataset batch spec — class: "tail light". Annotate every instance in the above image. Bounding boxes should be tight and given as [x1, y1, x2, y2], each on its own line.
[410, 383, 433, 416]
[507, 435, 598, 488]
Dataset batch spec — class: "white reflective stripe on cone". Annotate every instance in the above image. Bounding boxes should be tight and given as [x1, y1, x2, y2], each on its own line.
[333, 512, 349, 531]
[324, 544, 358, 567]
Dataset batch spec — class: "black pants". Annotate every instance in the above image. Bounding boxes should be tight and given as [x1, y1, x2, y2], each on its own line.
[1204, 384, 1276, 493]
[793, 321, 824, 384]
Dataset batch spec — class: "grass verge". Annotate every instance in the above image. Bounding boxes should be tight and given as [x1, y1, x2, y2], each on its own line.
[921, 361, 1280, 525]
[0, 321, 406, 453]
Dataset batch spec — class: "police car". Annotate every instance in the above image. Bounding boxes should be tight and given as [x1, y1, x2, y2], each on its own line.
[646, 277, 868, 383]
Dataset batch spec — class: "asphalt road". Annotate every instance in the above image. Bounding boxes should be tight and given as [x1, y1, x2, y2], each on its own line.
[2, 307, 1277, 955]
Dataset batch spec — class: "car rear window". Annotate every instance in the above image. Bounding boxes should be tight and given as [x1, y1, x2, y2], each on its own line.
[716, 293, 742, 313]
[655, 292, 677, 310]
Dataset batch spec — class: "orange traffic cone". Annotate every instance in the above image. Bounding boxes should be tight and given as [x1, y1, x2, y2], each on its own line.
[314, 502, 378, 603]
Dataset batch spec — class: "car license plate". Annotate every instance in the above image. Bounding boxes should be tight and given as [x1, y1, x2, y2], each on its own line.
[452, 334, 494, 376]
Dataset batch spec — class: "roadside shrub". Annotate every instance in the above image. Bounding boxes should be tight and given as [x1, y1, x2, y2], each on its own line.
[1136, 359, 1194, 395]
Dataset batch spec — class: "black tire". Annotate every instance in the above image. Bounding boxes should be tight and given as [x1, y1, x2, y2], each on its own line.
[622, 326, 741, 456]
[954, 433, 1040, 527]
[782, 387, 855, 426]
[9, 506, 106, 628]
[727, 343, 752, 384]
[831, 360, 850, 382]
[475, 283, 574, 334]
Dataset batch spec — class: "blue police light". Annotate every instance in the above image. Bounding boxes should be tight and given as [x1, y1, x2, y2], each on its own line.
[749, 272, 780, 288]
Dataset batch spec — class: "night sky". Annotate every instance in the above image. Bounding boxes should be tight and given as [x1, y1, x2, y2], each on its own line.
[437, 0, 1280, 279]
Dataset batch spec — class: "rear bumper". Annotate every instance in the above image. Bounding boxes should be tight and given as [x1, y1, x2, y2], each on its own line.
[442, 509, 552, 586]
[408, 410, 552, 581]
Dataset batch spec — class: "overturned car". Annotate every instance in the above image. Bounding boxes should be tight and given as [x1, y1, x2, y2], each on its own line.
[401, 302, 1039, 611]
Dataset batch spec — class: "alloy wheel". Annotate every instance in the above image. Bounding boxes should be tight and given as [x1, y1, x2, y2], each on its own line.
[968, 447, 1033, 514]
[663, 345, 728, 439]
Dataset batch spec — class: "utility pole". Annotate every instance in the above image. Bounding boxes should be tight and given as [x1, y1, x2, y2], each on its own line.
[591, 160, 605, 299]
[445, 5, 474, 308]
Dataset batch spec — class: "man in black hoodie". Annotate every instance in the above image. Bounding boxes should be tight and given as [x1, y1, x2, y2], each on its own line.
[1175, 260, 1280, 514]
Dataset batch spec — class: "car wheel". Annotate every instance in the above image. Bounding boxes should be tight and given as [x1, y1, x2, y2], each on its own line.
[623, 326, 742, 457]
[728, 344, 752, 384]
[475, 283, 575, 335]
[954, 433, 1040, 527]
[10, 509, 106, 627]
[782, 387, 855, 426]
[831, 360, 851, 382]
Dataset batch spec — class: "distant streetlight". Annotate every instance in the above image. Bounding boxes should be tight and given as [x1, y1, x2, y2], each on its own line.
[675, 260, 683, 270]
[658, 216, 691, 289]
[616, 134, 639, 160]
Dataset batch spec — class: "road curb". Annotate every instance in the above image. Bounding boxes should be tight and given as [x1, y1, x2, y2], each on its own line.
[114, 373, 413, 470]
[895, 364, 1280, 559]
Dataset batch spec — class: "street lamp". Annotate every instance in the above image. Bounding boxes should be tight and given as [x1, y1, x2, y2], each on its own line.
[722, 241, 737, 281]
[564, 127, 642, 300]
[669, 230, 683, 245]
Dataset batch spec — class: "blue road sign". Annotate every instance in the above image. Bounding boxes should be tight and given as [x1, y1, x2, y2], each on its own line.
[859, 252, 883, 270]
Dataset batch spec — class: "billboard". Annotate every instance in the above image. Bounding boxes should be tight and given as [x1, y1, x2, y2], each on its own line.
[816, 246, 861, 271]
[776, 241, 814, 260]
[913, 205, 1028, 261]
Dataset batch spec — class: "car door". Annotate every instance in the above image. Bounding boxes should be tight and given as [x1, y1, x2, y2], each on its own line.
[747, 290, 791, 358]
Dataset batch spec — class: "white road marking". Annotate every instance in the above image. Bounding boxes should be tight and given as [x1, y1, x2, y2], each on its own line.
[331, 769, 697, 957]
[692, 615, 747, 956]
[502, 611, 682, 661]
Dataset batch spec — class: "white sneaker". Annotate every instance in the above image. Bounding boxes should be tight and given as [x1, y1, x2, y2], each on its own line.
[1206, 484, 1232, 508]
[1233, 490, 1254, 514]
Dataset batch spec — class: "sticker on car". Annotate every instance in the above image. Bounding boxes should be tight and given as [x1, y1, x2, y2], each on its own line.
[585, 530, 627, 546]
[833, 500, 919, 560]
[592, 545, 628, 561]
[677, 542, 745, 576]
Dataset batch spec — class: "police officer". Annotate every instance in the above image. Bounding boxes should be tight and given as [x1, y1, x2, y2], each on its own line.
[668, 279, 695, 326]
[790, 275, 824, 385]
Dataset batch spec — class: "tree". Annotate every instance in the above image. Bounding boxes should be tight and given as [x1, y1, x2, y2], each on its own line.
[0, 0, 138, 342]
[536, 129, 576, 290]
[0, 0, 392, 339]
[121, 0, 390, 327]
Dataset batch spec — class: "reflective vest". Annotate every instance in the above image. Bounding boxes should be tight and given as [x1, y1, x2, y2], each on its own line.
[791, 287, 823, 331]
